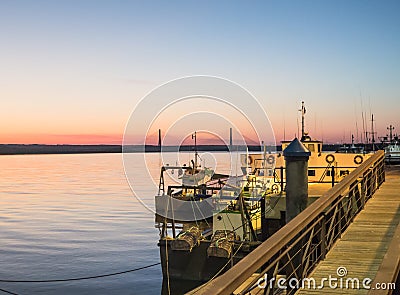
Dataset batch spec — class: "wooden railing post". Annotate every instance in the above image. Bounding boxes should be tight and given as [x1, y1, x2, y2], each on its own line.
[320, 214, 326, 260]
[338, 199, 342, 238]
[366, 169, 372, 200]
[361, 176, 366, 209]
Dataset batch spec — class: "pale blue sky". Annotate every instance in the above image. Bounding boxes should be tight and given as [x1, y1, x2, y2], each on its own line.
[1, 0, 399, 143]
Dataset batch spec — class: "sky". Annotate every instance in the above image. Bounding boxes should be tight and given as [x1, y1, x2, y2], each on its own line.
[1, 0, 399, 145]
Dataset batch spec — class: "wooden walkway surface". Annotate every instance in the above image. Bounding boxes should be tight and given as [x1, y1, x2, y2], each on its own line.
[296, 167, 400, 294]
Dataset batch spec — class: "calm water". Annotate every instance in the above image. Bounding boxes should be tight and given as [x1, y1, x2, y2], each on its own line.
[0, 152, 238, 295]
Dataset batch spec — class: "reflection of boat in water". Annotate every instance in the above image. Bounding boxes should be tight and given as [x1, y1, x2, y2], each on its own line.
[155, 102, 372, 284]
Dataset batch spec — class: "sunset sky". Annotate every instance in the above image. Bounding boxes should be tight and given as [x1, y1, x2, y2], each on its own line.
[1, 1, 399, 145]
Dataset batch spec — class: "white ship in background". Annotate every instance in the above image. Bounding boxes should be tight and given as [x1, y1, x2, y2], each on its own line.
[242, 101, 372, 192]
[381, 125, 400, 164]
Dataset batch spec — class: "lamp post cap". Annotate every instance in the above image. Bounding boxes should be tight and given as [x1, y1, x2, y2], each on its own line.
[283, 138, 311, 157]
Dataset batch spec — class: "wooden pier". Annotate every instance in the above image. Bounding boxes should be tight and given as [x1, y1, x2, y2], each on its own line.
[296, 166, 400, 295]
[190, 151, 399, 295]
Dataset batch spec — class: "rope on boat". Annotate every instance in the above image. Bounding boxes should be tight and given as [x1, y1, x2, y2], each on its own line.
[193, 197, 211, 228]
[0, 287, 19, 295]
[0, 262, 160, 283]
[165, 200, 172, 295]
[229, 191, 284, 233]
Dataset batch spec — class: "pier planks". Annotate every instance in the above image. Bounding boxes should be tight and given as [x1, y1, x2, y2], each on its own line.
[295, 169, 400, 295]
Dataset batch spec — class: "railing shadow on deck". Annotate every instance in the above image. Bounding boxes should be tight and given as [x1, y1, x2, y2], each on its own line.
[190, 150, 386, 295]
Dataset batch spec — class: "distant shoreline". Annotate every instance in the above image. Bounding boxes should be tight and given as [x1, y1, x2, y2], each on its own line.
[0, 144, 252, 155]
[0, 144, 352, 155]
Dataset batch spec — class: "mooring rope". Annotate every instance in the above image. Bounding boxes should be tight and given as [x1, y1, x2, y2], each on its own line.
[0, 287, 19, 295]
[0, 262, 160, 283]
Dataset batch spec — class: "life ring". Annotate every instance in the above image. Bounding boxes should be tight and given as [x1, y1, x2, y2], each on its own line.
[267, 155, 275, 165]
[248, 156, 253, 165]
[271, 184, 279, 194]
[354, 155, 363, 165]
[325, 154, 335, 164]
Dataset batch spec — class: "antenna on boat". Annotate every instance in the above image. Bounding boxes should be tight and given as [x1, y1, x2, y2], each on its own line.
[299, 101, 306, 141]
[192, 131, 198, 171]
[371, 114, 376, 151]
[353, 100, 360, 143]
[360, 92, 367, 146]
[283, 116, 286, 142]
[321, 120, 324, 143]
[314, 113, 317, 139]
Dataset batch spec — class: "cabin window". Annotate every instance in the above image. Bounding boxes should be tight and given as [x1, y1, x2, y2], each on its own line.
[308, 144, 315, 152]
[340, 170, 349, 176]
[318, 144, 321, 153]
[327, 170, 331, 176]
[308, 170, 316, 176]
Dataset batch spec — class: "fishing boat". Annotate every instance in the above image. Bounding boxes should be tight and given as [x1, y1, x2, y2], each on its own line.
[155, 102, 372, 283]
[155, 131, 273, 281]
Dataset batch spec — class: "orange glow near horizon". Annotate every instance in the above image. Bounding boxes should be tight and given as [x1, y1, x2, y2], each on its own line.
[0, 134, 123, 145]
[0, 117, 393, 145]
[0, 129, 375, 146]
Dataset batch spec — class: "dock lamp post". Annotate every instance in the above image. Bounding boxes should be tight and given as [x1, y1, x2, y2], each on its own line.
[283, 138, 311, 223]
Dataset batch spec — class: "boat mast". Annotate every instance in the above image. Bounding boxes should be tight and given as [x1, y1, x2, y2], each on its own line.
[388, 125, 395, 143]
[192, 131, 197, 171]
[299, 101, 306, 141]
[371, 114, 376, 151]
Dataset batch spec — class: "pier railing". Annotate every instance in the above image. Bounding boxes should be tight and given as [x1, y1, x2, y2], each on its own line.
[193, 150, 385, 295]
